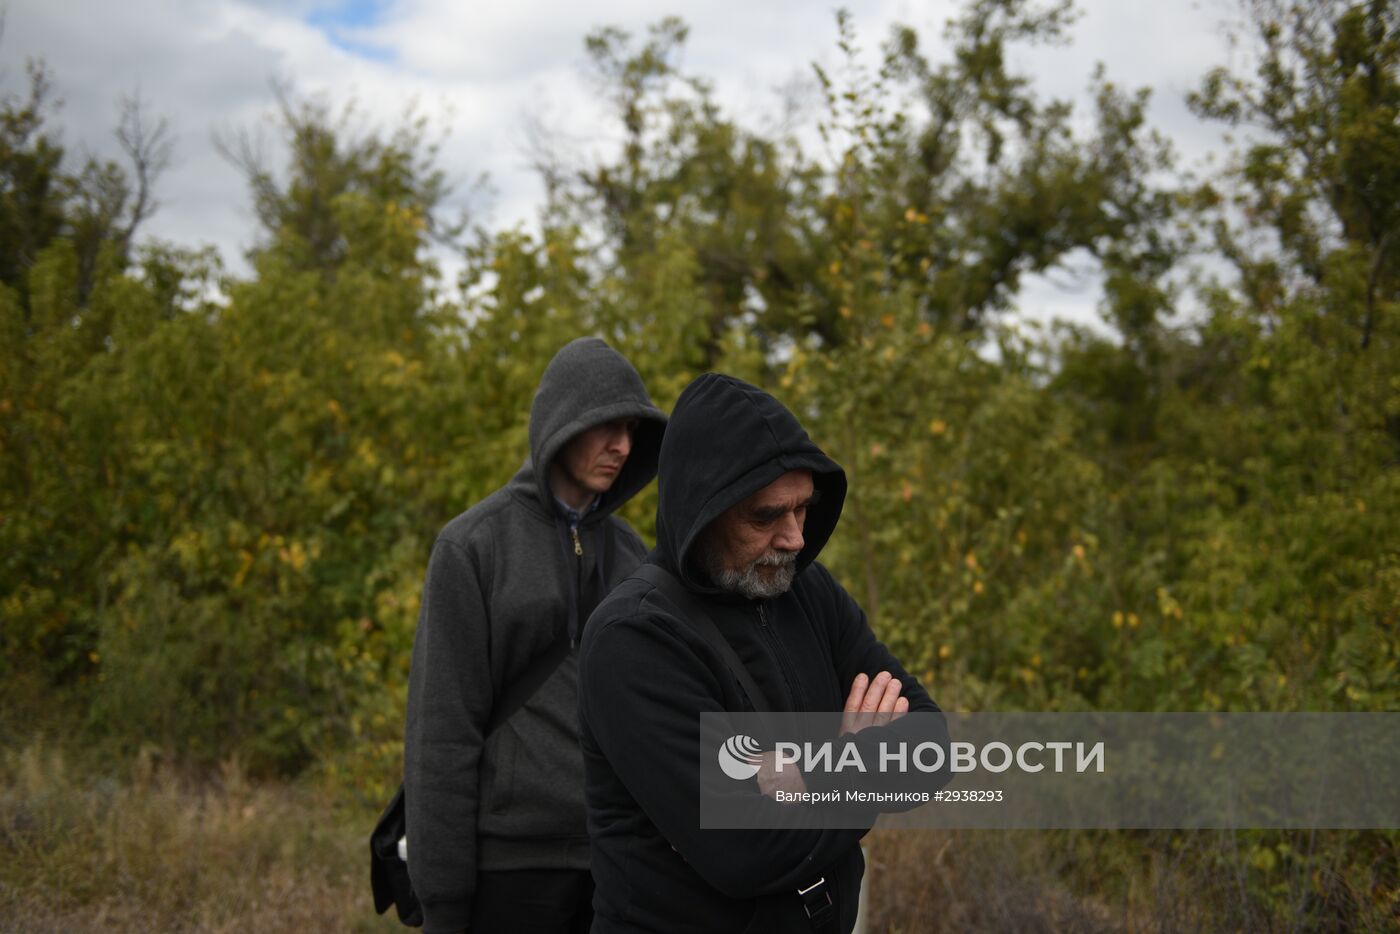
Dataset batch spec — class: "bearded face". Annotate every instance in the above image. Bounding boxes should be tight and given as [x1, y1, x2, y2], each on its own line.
[695, 471, 815, 600]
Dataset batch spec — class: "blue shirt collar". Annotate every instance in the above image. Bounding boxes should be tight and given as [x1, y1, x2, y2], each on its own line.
[554, 495, 599, 527]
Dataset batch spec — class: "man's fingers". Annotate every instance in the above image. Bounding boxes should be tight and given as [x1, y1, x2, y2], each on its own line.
[876, 674, 904, 713]
[873, 677, 901, 727]
[843, 673, 869, 713]
[845, 671, 909, 731]
[860, 671, 893, 712]
[840, 673, 869, 735]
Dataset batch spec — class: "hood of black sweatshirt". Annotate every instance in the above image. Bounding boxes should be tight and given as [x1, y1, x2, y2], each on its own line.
[655, 373, 847, 596]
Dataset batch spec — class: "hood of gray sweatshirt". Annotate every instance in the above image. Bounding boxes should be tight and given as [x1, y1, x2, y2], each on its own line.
[522, 335, 667, 517]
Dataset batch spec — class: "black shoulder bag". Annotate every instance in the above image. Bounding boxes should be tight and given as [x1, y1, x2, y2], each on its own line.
[630, 564, 838, 934]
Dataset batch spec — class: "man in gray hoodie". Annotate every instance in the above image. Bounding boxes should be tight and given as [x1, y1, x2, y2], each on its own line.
[404, 338, 667, 933]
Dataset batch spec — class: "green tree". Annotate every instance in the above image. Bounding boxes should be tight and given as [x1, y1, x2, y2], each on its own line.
[83, 91, 481, 776]
[1163, 0, 1400, 710]
[0, 61, 171, 302]
[0, 61, 174, 719]
[0, 62, 66, 291]
[548, 3, 1178, 369]
[217, 83, 460, 275]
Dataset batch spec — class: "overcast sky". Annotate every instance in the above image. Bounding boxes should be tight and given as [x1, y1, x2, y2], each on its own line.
[1, 0, 1244, 327]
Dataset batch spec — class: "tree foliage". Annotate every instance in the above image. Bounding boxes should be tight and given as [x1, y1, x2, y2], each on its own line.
[0, 62, 170, 302]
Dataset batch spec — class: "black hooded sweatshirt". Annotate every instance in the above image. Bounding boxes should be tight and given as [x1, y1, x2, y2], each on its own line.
[405, 338, 666, 933]
[578, 374, 940, 933]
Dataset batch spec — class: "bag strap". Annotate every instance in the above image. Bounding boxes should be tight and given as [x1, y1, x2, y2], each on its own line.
[488, 518, 619, 734]
[632, 563, 774, 712]
[485, 623, 571, 736]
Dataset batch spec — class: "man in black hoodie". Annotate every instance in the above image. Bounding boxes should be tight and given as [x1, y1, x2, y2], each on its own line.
[404, 338, 667, 934]
[578, 373, 942, 933]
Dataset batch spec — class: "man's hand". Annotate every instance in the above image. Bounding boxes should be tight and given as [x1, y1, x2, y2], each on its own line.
[756, 750, 807, 800]
[839, 670, 909, 735]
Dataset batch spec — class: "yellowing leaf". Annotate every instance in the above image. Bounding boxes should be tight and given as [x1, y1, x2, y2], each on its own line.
[233, 550, 254, 588]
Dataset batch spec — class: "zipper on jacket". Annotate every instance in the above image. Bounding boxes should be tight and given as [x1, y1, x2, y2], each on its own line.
[756, 601, 803, 709]
[570, 526, 583, 556]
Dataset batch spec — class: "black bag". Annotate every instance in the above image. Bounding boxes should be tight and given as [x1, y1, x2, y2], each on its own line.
[370, 785, 421, 925]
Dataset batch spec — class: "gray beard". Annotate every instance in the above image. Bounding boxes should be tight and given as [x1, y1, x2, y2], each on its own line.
[703, 547, 799, 600]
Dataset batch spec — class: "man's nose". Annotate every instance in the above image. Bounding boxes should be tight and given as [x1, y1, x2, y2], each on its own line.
[609, 426, 632, 457]
[773, 513, 804, 553]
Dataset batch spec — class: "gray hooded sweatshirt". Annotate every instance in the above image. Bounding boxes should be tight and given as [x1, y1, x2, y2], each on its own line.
[404, 338, 666, 933]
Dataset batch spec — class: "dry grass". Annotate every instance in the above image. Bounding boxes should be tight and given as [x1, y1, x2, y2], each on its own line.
[2, 743, 1392, 933]
[861, 827, 1399, 933]
[0, 743, 399, 933]
[862, 829, 1131, 933]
